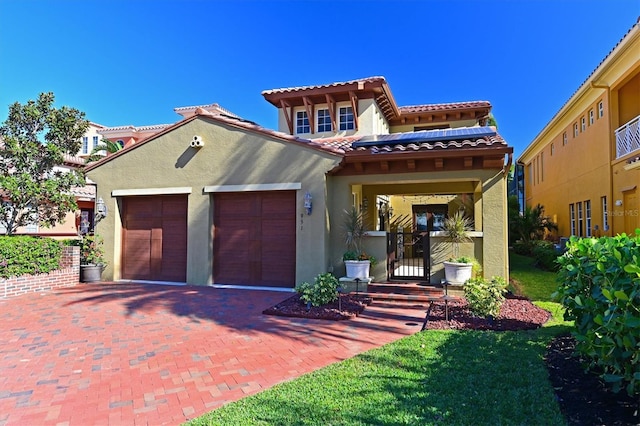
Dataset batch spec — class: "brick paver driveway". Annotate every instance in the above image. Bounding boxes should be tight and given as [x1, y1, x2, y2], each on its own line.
[0, 283, 425, 425]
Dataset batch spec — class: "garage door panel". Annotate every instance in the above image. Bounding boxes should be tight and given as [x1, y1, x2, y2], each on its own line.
[122, 195, 187, 282]
[214, 191, 295, 288]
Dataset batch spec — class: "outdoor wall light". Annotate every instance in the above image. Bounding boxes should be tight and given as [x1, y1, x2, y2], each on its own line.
[615, 199, 623, 206]
[304, 191, 312, 215]
[95, 197, 108, 221]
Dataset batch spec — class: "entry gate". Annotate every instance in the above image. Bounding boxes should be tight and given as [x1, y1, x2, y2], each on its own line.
[387, 231, 430, 281]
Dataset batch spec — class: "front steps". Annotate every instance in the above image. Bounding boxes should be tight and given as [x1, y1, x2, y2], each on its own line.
[351, 281, 463, 307]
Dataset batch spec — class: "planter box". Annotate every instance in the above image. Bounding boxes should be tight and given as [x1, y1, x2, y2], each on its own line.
[344, 260, 370, 279]
[338, 277, 372, 293]
[443, 261, 473, 285]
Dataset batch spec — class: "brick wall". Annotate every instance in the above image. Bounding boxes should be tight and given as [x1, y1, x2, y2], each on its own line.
[1, 246, 80, 298]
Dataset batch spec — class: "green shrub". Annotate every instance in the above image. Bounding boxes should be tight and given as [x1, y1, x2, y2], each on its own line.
[555, 232, 640, 396]
[463, 276, 507, 319]
[513, 240, 532, 255]
[296, 273, 339, 307]
[531, 240, 560, 271]
[0, 236, 62, 278]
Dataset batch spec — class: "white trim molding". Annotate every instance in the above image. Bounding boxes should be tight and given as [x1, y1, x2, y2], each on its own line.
[112, 187, 193, 197]
[203, 183, 302, 193]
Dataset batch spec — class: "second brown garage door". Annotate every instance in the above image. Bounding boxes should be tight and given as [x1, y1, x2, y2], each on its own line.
[122, 195, 188, 282]
[213, 191, 296, 288]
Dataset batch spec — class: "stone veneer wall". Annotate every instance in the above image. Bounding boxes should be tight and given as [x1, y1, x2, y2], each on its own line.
[1, 246, 80, 298]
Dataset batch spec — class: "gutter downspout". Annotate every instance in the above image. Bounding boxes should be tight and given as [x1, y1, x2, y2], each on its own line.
[591, 81, 612, 235]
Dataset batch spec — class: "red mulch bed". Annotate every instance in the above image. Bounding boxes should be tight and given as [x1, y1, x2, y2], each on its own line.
[422, 294, 551, 331]
[263, 293, 372, 320]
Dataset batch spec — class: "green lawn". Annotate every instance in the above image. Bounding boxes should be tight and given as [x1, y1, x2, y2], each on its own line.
[187, 253, 573, 426]
[509, 252, 560, 302]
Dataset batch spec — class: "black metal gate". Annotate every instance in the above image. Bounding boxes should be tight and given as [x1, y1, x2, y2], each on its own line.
[387, 232, 430, 281]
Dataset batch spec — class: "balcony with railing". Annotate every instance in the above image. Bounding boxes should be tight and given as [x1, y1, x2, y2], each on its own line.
[616, 114, 640, 159]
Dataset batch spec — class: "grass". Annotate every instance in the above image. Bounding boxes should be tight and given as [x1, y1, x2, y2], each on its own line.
[187, 252, 573, 426]
[509, 251, 560, 302]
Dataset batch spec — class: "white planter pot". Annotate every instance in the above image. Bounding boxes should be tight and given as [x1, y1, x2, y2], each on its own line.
[344, 260, 370, 279]
[443, 261, 473, 285]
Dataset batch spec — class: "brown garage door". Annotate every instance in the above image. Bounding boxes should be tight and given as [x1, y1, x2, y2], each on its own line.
[214, 191, 296, 288]
[122, 195, 188, 282]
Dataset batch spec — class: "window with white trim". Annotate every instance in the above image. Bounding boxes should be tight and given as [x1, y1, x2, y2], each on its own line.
[92, 135, 99, 150]
[589, 109, 594, 125]
[317, 109, 331, 132]
[339, 106, 354, 131]
[602, 196, 608, 231]
[82, 137, 89, 154]
[296, 111, 310, 134]
[585, 200, 591, 237]
[581, 117, 586, 132]
[570, 203, 576, 235]
[573, 123, 579, 138]
[598, 101, 604, 118]
[577, 201, 584, 237]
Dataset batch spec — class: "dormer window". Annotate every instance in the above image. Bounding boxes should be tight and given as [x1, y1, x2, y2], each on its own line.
[317, 109, 332, 132]
[339, 106, 354, 131]
[296, 111, 310, 134]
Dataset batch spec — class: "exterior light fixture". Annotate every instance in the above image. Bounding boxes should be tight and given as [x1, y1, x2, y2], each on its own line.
[304, 191, 312, 215]
[95, 197, 108, 221]
[615, 200, 623, 206]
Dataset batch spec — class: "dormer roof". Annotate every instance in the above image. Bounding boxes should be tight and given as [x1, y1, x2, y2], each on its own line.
[262, 76, 401, 122]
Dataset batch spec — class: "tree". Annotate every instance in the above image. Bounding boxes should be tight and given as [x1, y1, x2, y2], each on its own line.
[0, 92, 89, 235]
[510, 203, 558, 244]
[84, 138, 123, 164]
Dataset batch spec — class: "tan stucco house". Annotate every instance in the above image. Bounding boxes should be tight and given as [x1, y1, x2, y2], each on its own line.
[86, 76, 513, 289]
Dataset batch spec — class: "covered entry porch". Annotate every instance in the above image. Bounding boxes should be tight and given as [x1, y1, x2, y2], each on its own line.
[350, 180, 483, 284]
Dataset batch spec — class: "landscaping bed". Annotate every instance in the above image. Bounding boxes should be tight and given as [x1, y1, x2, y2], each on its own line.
[263, 293, 372, 320]
[546, 334, 639, 426]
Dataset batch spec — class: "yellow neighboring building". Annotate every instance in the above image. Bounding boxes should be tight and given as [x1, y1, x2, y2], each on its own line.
[518, 18, 640, 238]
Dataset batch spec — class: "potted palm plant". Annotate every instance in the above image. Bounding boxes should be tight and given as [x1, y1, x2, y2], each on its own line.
[79, 234, 106, 283]
[342, 208, 376, 279]
[442, 211, 475, 285]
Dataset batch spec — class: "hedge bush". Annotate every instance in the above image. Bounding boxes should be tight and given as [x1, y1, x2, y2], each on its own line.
[0, 236, 63, 279]
[555, 232, 640, 396]
[531, 240, 561, 271]
[464, 276, 507, 319]
[296, 273, 339, 307]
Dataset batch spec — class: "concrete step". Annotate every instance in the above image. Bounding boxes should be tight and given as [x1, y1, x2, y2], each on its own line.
[367, 282, 444, 296]
[352, 281, 464, 307]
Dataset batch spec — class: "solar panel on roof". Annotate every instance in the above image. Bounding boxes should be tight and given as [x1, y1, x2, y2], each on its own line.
[352, 126, 496, 148]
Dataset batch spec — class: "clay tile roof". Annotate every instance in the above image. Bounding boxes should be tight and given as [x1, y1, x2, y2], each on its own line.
[364, 134, 507, 154]
[261, 76, 387, 95]
[192, 108, 346, 155]
[314, 130, 507, 155]
[71, 184, 96, 199]
[399, 101, 492, 113]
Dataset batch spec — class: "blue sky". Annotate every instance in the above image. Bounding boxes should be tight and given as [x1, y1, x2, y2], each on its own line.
[1, 0, 638, 157]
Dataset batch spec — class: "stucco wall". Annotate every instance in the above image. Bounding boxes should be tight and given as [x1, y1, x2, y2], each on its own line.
[87, 117, 341, 286]
[276, 99, 389, 138]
